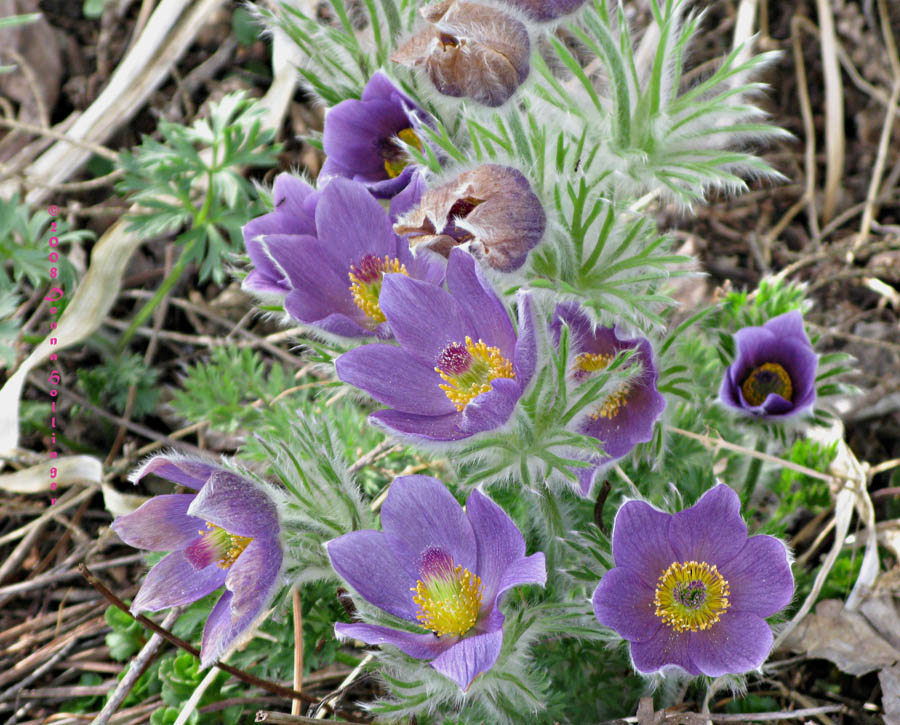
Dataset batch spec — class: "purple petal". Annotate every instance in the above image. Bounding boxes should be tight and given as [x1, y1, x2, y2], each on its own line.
[667, 485, 747, 568]
[130, 455, 218, 490]
[592, 567, 661, 643]
[335, 344, 456, 415]
[629, 625, 699, 675]
[445, 248, 515, 356]
[323, 99, 411, 179]
[514, 293, 537, 386]
[380, 475, 477, 574]
[719, 535, 794, 617]
[689, 611, 773, 676]
[242, 174, 317, 242]
[430, 629, 503, 691]
[369, 409, 468, 441]
[111, 494, 202, 552]
[390, 170, 426, 220]
[551, 303, 596, 353]
[225, 536, 282, 622]
[255, 233, 331, 288]
[326, 530, 419, 621]
[334, 622, 452, 659]
[379, 274, 475, 366]
[612, 499, 676, 586]
[198, 589, 270, 668]
[131, 551, 226, 613]
[465, 488, 545, 604]
[459, 377, 520, 434]
[186, 471, 279, 539]
[243, 268, 288, 297]
[285, 294, 374, 339]
[762, 309, 808, 341]
[315, 178, 398, 269]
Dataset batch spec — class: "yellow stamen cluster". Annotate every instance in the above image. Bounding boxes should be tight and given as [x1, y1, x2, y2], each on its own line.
[653, 560, 730, 632]
[436, 336, 516, 411]
[741, 362, 793, 406]
[411, 564, 483, 637]
[348, 256, 408, 324]
[198, 523, 254, 570]
[383, 128, 423, 178]
[574, 352, 631, 420]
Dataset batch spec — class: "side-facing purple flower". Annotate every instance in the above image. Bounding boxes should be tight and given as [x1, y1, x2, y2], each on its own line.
[552, 304, 666, 496]
[392, 1, 530, 108]
[111, 455, 283, 668]
[336, 247, 536, 441]
[593, 484, 794, 677]
[720, 310, 817, 420]
[327, 475, 545, 690]
[242, 174, 441, 339]
[320, 72, 431, 198]
[394, 164, 546, 272]
[719, 310, 819, 420]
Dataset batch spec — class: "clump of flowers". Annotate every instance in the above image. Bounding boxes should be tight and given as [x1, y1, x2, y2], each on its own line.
[242, 174, 441, 339]
[593, 484, 793, 676]
[394, 164, 546, 272]
[336, 247, 535, 441]
[552, 304, 666, 495]
[320, 72, 431, 199]
[392, 0, 531, 107]
[720, 310, 817, 420]
[326, 474, 546, 690]
[110, 455, 284, 667]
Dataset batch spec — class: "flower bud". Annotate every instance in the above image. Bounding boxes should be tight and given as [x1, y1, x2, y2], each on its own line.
[394, 164, 545, 271]
[391, 0, 530, 108]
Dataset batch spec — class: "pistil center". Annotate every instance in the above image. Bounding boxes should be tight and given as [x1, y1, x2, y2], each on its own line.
[411, 548, 482, 637]
[574, 352, 632, 420]
[379, 127, 423, 179]
[348, 254, 409, 325]
[741, 362, 793, 406]
[653, 560, 730, 632]
[190, 523, 254, 570]
[435, 336, 515, 411]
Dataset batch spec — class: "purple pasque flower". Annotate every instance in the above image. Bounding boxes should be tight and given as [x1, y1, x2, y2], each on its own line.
[552, 304, 666, 496]
[111, 455, 283, 668]
[720, 310, 817, 420]
[242, 174, 441, 339]
[320, 72, 431, 199]
[506, 0, 586, 22]
[593, 484, 794, 677]
[394, 164, 546, 272]
[327, 475, 546, 690]
[391, 1, 530, 108]
[335, 247, 536, 441]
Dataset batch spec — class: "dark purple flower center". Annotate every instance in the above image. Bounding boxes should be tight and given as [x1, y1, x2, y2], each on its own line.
[741, 362, 792, 406]
[410, 547, 482, 637]
[187, 523, 254, 570]
[653, 560, 730, 632]
[435, 337, 516, 411]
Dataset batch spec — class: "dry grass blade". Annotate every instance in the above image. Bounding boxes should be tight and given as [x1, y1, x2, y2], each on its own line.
[814, 0, 845, 225]
[790, 17, 821, 243]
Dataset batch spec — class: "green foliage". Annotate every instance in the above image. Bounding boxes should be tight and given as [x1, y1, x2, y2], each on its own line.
[0, 289, 20, 368]
[105, 604, 145, 661]
[0, 193, 85, 297]
[770, 438, 836, 525]
[117, 93, 280, 285]
[76, 351, 161, 418]
[60, 673, 105, 713]
[82, 0, 113, 18]
[170, 346, 303, 433]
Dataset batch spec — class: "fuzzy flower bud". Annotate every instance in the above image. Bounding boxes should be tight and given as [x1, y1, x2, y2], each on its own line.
[394, 164, 546, 272]
[391, 0, 530, 108]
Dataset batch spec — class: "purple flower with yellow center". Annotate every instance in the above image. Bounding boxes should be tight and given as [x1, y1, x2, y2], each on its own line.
[242, 174, 441, 339]
[720, 310, 817, 420]
[110, 455, 283, 668]
[552, 304, 666, 496]
[394, 164, 546, 272]
[593, 484, 794, 676]
[392, 1, 530, 108]
[336, 247, 536, 441]
[327, 475, 546, 690]
[320, 72, 431, 198]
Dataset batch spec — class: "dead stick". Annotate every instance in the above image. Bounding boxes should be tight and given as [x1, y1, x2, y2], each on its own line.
[291, 585, 303, 716]
[78, 564, 321, 706]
